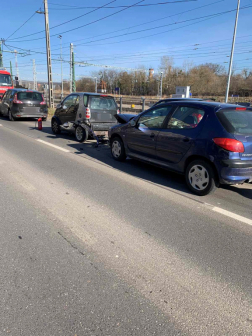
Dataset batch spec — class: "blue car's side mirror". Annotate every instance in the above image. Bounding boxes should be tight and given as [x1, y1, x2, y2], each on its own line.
[130, 119, 137, 127]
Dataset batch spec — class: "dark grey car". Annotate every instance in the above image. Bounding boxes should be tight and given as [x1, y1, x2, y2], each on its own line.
[0, 89, 48, 121]
[51, 92, 118, 142]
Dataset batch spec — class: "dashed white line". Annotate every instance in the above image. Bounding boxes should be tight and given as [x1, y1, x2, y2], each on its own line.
[36, 139, 70, 153]
[212, 207, 252, 226]
[3, 123, 252, 226]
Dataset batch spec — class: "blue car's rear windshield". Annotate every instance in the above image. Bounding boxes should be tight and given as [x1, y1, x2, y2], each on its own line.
[217, 110, 252, 135]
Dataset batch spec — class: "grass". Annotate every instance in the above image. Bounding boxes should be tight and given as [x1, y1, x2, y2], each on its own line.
[48, 107, 55, 120]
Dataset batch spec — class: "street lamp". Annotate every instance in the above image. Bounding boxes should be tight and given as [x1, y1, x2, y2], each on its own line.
[58, 35, 63, 99]
[225, 0, 240, 103]
[36, 0, 54, 108]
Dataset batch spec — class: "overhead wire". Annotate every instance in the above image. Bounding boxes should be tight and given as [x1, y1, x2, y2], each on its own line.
[5, 11, 37, 41]
[71, 6, 252, 47]
[8, 0, 145, 42]
[10, 2, 250, 48]
[4, 0, 252, 76]
[69, 7, 252, 48]
[18, 0, 226, 51]
[75, 42, 252, 62]
[7, 0, 116, 41]
[47, 0, 198, 10]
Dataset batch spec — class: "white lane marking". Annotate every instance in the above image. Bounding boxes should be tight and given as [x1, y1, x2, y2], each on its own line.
[36, 139, 70, 153]
[213, 207, 252, 226]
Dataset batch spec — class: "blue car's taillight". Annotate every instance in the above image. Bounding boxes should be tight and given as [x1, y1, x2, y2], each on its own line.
[213, 138, 244, 153]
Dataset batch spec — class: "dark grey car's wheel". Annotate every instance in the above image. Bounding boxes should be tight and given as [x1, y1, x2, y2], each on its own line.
[185, 160, 217, 196]
[75, 125, 88, 143]
[51, 119, 61, 134]
[111, 137, 126, 161]
[8, 110, 15, 121]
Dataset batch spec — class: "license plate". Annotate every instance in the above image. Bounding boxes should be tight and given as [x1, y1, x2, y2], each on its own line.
[94, 131, 108, 137]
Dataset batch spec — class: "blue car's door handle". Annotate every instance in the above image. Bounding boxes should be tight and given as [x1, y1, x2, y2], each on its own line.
[183, 137, 190, 142]
[150, 133, 155, 138]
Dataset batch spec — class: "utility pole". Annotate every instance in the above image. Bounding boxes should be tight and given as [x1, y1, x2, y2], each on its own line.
[33, 59, 37, 90]
[44, 0, 54, 107]
[58, 35, 63, 99]
[10, 61, 13, 77]
[95, 77, 97, 93]
[70, 43, 73, 93]
[0, 40, 3, 67]
[14, 50, 19, 79]
[225, 0, 240, 103]
[72, 50, 76, 92]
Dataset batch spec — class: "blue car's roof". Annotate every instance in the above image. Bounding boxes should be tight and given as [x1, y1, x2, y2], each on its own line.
[160, 100, 252, 111]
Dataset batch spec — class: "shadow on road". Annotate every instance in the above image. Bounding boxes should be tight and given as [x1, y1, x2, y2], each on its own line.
[221, 184, 252, 200]
[66, 141, 193, 196]
[30, 124, 252, 200]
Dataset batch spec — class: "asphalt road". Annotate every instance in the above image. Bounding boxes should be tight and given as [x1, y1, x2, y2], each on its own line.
[1, 117, 252, 336]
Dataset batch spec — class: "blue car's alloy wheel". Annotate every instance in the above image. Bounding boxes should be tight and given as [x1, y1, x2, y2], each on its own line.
[111, 137, 126, 161]
[186, 160, 217, 196]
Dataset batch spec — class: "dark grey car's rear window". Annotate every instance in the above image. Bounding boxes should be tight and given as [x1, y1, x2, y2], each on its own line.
[17, 92, 43, 102]
[217, 110, 252, 135]
[90, 96, 116, 110]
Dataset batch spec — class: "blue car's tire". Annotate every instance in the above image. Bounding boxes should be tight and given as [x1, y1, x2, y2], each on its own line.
[185, 159, 217, 196]
[111, 137, 126, 161]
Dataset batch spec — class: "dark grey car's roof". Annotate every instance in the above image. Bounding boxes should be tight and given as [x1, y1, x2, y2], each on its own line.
[73, 92, 114, 97]
[12, 88, 41, 93]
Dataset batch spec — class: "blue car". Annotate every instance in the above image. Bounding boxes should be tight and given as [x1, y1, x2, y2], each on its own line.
[109, 101, 252, 196]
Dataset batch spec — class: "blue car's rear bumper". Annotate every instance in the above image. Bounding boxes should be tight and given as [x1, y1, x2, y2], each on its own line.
[218, 160, 252, 184]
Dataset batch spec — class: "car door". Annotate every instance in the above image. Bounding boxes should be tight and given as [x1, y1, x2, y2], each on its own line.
[65, 94, 79, 122]
[56, 95, 75, 124]
[1, 90, 12, 116]
[125, 105, 174, 159]
[0, 91, 7, 115]
[156, 105, 206, 164]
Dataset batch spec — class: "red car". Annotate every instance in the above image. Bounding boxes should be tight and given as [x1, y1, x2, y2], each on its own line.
[0, 69, 13, 99]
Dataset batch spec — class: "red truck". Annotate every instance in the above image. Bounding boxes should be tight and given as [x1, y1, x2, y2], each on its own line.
[0, 69, 13, 99]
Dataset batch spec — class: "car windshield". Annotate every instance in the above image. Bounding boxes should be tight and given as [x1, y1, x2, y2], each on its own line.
[89, 96, 116, 110]
[17, 92, 43, 102]
[0, 74, 12, 86]
[217, 110, 252, 135]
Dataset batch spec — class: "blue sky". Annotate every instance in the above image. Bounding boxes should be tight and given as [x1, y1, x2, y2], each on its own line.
[1, 0, 252, 82]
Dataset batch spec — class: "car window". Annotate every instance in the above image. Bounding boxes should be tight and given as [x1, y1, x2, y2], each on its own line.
[90, 96, 116, 110]
[217, 110, 252, 135]
[138, 106, 173, 129]
[167, 107, 205, 129]
[83, 95, 88, 107]
[71, 95, 79, 105]
[63, 95, 75, 108]
[5, 90, 12, 99]
[10, 91, 16, 98]
[17, 92, 43, 101]
[0, 74, 12, 86]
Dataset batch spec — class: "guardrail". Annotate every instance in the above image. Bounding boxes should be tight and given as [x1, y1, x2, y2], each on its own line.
[42, 94, 155, 113]
[42, 93, 252, 113]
